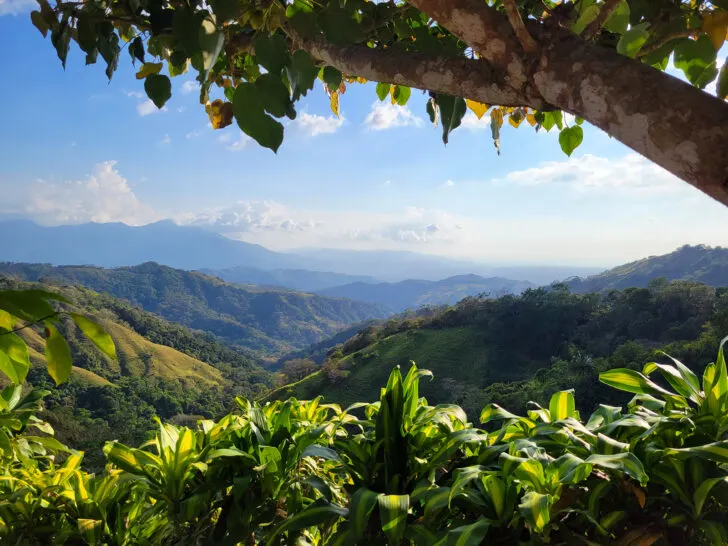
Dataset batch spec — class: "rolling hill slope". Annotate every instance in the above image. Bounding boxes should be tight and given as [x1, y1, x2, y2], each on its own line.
[0, 262, 387, 354]
[568, 245, 728, 293]
[201, 266, 379, 292]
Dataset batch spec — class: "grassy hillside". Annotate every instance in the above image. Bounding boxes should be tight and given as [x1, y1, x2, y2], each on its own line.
[273, 281, 728, 417]
[317, 274, 533, 312]
[0, 262, 387, 354]
[569, 244, 728, 293]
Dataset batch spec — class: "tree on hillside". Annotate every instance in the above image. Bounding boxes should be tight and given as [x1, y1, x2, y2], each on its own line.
[33, 0, 728, 204]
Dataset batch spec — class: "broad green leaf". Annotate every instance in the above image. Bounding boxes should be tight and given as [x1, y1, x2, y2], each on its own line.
[700, 519, 728, 546]
[693, 477, 728, 516]
[599, 368, 677, 398]
[540, 110, 563, 132]
[391, 85, 411, 106]
[135, 62, 162, 80]
[288, 50, 318, 101]
[643, 361, 699, 402]
[70, 313, 116, 359]
[168, 50, 188, 77]
[255, 33, 290, 76]
[45, 323, 72, 385]
[0, 289, 63, 321]
[376, 82, 391, 102]
[255, 73, 293, 118]
[199, 16, 225, 76]
[481, 403, 523, 423]
[173, 8, 203, 57]
[0, 310, 13, 330]
[558, 126, 583, 157]
[232, 83, 284, 152]
[144, 74, 171, 109]
[434, 518, 491, 546]
[348, 487, 379, 538]
[129, 36, 144, 64]
[549, 390, 577, 421]
[286, 0, 317, 38]
[604, 1, 630, 34]
[616, 23, 650, 58]
[518, 491, 552, 533]
[585, 452, 648, 485]
[706, 337, 728, 413]
[31, 10, 50, 37]
[322, 66, 343, 92]
[551, 453, 591, 484]
[301, 444, 340, 461]
[436, 94, 466, 144]
[449, 466, 486, 506]
[318, 2, 364, 45]
[210, 0, 241, 23]
[664, 440, 728, 464]
[571, 0, 599, 35]
[674, 35, 718, 88]
[0, 333, 30, 384]
[266, 500, 347, 545]
[378, 494, 409, 543]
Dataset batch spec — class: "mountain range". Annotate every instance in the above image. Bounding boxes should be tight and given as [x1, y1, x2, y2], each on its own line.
[0, 262, 385, 354]
[317, 274, 534, 312]
[201, 266, 378, 292]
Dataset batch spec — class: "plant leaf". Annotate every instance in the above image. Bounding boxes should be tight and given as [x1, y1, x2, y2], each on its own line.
[45, 324, 72, 385]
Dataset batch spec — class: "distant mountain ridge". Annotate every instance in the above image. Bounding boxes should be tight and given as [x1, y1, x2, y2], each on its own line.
[0, 262, 387, 354]
[568, 245, 728, 293]
[317, 274, 534, 312]
[201, 266, 379, 292]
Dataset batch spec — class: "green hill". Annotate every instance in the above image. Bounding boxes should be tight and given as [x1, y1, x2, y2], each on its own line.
[0, 262, 387, 354]
[271, 281, 728, 417]
[568, 244, 728, 293]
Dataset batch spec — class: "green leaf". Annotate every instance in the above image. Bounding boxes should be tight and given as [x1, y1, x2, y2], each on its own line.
[693, 477, 728, 516]
[0, 310, 14, 330]
[392, 85, 411, 106]
[518, 491, 552, 533]
[168, 50, 189, 77]
[700, 519, 728, 546]
[266, 499, 347, 546]
[232, 83, 284, 152]
[211, 0, 241, 23]
[436, 94, 466, 144]
[97, 31, 120, 80]
[255, 73, 293, 119]
[717, 56, 728, 99]
[674, 35, 718, 88]
[571, 0, 599, 35]
[144, 74, 172, 109]
[301, 444, 340, 461]
[130, 36, 145, 64]
[378, 494, 409, 543]
[551, 453, 592, 484]
[286, 0, 317, 39]
[663, 440, 728, 464]
[616, 23, 650, 58]
[318, 3, 364, 45]
[70, 313, 116, 360]
[322, 66, 343, 91]
[199, 16, 225, 77]
[541, 111, 563, 132]
[348, 487, 379, 539]
[585, 453, 648, 485]
[173, 8, 203, 57]
[599, 368, 677, 398]
[0, 333, 31, 384]
[376, 82, 391, 102]
[604, 1, 630, 34]
[45, 324, 72, 385]
[434, 518, 491, 546]
[31, 10, 50, 37]
[287, 50, 318, 101]
[0, 290, 60, 322]
[254, 33, 290, 76]
[706, 337, 728, 414]
[643, 361, 699, 402]
[558, 125, 583, 156]
[549, 390, 577, 420]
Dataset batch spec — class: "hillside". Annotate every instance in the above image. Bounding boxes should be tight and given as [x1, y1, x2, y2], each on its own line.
[201, 266, 378, 292]
[317, 274, 533, 312]
[568, 244, 728, 293]
[0, 262, 387, 354]
[271, 281, 728, 417]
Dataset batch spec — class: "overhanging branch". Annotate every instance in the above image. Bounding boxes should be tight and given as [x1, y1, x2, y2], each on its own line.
[297, 38, 547, 109]
[583, 0, 622, 40]
[503, 0, 538, 53]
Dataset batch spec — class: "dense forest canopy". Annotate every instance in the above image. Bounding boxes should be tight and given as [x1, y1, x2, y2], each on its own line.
[31, 0, 728, 204]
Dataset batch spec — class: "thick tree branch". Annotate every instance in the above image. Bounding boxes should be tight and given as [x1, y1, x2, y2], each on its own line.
[297, 38, 547, 109]
[503, 0, 538, 53]
[583, 0, 622, 40]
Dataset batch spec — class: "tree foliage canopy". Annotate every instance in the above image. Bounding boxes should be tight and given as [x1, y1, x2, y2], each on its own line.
[32, 0, 728, 205]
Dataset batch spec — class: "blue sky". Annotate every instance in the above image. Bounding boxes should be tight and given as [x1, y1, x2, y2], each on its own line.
[1, 5, 727, 267]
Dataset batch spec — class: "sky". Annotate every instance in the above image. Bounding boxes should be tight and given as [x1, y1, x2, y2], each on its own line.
[1, 6, 727, 268]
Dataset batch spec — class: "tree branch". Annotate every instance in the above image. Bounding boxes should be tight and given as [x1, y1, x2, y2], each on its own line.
[503, 0, 538, 53]
[583, 0, 622, 40]
[636, 30, 694, 58]
[294, 37, 547, 109]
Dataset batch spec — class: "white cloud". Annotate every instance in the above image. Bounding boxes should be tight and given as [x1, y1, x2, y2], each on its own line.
[7, 162, 159, 225]
[364, 102, 424, 131]
[137, 99, 161, 117]
[186, 129, 203, 139]
[181, 81, 200, 94]
[159, 134, 171, 145]
[0, 0, 34, 15]
[443, 179, 455, 187]
[460, 111, 490, 130]
[225, 134, 252, 151]
[293, 113, 344, 136]
[503, 153, 685, 196]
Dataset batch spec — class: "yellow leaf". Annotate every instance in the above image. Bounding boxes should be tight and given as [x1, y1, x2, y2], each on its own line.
[490, 108, 504, 128]
[466, 99, 489, 120]
[330, 91, 340, 117]
[509, 110, 525, 128]
[207, 99, 234, 130]
[338, 82, 347, 94]
[136, 62, 163, 80]
[702, 11, 728, 50]
[526, 112, 537, 127]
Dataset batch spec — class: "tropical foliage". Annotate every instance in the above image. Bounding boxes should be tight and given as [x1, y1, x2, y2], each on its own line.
[1, 284, 727, 543]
